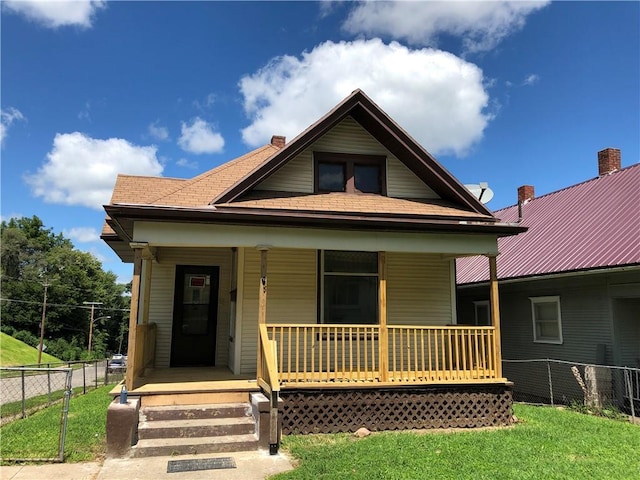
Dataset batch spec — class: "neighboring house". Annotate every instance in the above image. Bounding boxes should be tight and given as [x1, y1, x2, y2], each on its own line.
[102, 90, 524, 457]
[457, 149, 640, 405]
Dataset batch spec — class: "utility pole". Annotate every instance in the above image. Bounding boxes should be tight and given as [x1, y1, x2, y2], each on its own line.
[37, 282, 49, 364]
[83, 301, 103, 356]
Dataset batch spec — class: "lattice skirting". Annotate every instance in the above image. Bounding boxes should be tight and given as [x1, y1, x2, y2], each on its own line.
[280, 385, 513, 434]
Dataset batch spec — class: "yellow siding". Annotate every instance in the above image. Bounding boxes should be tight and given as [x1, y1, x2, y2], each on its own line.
[387, 252, 453, 326]
[252, 116, 438, 199]
[149, 248, 233, 368]
[148, 263, 175, 368]
[254, 154, 313, 192]
[240, 248, 317, 374]
[387, 158, 438, 199]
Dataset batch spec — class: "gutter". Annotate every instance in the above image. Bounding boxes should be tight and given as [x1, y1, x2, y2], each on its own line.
[457, 264, 640, 288]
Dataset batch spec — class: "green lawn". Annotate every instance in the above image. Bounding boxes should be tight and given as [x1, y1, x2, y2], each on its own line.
[275, 404, 640, 480]
[0, 385, 114, 463]
[0, 332, 60, 367]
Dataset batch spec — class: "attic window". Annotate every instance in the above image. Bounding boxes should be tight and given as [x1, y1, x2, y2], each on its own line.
[314, 152, 386, 194]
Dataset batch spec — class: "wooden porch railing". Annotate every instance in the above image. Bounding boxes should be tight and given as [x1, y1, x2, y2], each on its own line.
[258, 324, 281, 395]
[265, 324, 501, 386]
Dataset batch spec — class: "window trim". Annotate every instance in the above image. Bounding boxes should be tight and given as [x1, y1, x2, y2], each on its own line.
[530, 295, 563, 344]
[314, 152, 387, 195]
[319, 250, 379, 325]
[473, 300, 490, 326]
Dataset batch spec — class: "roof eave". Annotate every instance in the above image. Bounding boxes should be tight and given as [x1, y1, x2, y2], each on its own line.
[104, 203, 526, 240]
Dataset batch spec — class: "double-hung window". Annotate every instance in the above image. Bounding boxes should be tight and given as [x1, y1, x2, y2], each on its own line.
[530, 296, 563, 344]
[314, 152, 386, 195]
[321, 250, 378, 324]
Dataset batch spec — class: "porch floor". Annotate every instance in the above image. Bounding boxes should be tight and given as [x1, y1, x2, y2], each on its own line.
[109, 367, 259, 396]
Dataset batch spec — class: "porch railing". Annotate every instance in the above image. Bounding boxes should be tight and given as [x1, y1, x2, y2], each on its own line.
[265, 324, 500, 386]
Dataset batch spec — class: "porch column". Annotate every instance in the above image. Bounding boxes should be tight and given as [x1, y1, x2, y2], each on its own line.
[488, 255, 503, 379]
[256, 246, 269, 378]
[125, 243, 144, 390]
[378, 252, 389, 382]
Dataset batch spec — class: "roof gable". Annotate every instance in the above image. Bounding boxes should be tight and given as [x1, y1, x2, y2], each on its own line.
[457, 163, 640, 283]
[212, 89, 491, 217]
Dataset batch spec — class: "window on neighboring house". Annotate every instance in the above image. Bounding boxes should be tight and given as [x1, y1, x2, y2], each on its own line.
[530, 296, 563, 344]
[321, 250, 378, 324]
[314, 152, 386, 194]
[473, 300, 491, 326]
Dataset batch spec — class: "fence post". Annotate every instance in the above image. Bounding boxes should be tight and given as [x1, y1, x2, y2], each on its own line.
[104, 361, 109, 386]
[94, 361, 98, 389]
[21, 370, 26, 418]
[625, 368, 636, 420]
[47, 368, 52, 405]
[58, 369, 73, 462]
[547, 359, 554, 406]
[82, 362, 86, 394]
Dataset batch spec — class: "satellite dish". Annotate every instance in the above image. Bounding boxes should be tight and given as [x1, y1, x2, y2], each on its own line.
[464, 182, 494, 204]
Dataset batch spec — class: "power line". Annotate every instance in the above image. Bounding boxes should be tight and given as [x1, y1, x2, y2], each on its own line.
[0, 298, 130, 312]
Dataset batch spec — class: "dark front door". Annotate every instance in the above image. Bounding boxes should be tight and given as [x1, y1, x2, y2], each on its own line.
[170, 265, 219, 367]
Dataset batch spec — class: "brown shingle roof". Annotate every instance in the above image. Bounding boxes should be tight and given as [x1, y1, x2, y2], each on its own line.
[109, 175, 186, 205]
[148, 145, 279, 207]
[220, 191, 491, 219]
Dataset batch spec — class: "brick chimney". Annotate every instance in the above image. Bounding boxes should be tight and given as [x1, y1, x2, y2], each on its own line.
[518, 185, 535, 204]
[597, 148, 621, 176]
[270, 135, 286, 148]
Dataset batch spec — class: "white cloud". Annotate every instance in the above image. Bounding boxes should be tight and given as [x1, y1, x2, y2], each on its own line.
[193, 93, 217, 111]
[343, 1, 550, 54]
[148, 121, 169, 141]
[24, 132, 164, 210]
[63, 227, 100, 243]
[3, 0, 106, 29]
[178, 117, 225, 154]
[523, 74, 540, 86]
[176, 158, 199, 169]
[240, 39, 491, 157]
[1, 107, 26, 146]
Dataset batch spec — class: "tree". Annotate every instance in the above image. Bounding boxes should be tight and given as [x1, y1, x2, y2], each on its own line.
[1, 216, 130, 360]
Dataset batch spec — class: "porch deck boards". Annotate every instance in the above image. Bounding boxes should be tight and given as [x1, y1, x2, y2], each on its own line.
[109, 367, 258, 396]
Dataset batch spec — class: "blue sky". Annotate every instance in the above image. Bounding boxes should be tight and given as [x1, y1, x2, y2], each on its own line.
[2, 1, 638, 284]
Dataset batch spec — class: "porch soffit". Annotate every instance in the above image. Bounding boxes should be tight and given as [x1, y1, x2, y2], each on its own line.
[132, 221, 500, 256]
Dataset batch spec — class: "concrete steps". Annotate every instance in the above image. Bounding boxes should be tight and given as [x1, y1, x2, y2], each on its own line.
[133, 402, 259, 458]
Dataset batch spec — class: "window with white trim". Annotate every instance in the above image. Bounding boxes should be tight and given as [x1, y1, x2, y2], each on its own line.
[473, 300, 490, 326]
[321, 250, 378, 324]
[530, 296, 563, 344]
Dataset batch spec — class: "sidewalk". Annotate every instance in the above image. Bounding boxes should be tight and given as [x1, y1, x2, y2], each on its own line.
[0, 450, 294, 480]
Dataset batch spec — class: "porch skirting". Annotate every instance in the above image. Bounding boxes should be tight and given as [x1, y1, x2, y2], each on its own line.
[280, 384, 513, 434]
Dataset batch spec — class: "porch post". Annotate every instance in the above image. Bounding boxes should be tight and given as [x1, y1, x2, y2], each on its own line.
[125, 244, 144, 390]
[378, 252, 389, 382]
[256, 247, 269, 379]
[489, 255, 503, 379]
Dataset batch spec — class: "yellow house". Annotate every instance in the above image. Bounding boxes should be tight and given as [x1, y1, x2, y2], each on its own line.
[102, 90, 524, 456]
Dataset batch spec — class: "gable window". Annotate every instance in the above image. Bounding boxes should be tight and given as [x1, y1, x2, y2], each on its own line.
[530, 296, 563, 344]
[321, 250, 378, 324]
[473, 300, 491, 326]
[315, 152, 386, 194]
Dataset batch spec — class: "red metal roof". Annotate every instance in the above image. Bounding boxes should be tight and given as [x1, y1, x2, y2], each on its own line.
[457, 163, 640, 284]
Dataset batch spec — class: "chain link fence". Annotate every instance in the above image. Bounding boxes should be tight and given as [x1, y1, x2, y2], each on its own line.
[0, 367, 72, 461]
[0, 358, 125, 462]
[504, 359, 639, 421]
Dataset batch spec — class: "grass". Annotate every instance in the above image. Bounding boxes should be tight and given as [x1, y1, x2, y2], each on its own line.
[1, 388, 68, 419]
[0, 332, 60, 367]
[274, 404, 640, 480]
[0, 385, 114, 463]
